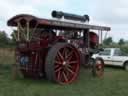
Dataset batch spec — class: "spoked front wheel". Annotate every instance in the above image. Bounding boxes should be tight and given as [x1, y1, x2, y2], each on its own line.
[92, 58, 104, 77]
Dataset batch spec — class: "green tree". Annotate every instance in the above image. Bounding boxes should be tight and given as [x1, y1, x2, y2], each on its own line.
[118, 38, 125, 46]
[10, 30, 17, 44]
[0, 30, 16, 47]
[0, 31, 10, 46]
[103, 37, 113, 45]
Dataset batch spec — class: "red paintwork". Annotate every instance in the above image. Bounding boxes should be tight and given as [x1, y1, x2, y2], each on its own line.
[16, 32, 99, 79]
[89, 32, 99, 44]
[17, 34, 65, 78]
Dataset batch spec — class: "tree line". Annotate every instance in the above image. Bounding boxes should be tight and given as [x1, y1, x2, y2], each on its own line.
[103, 37, 125, 46]
[103, 37, 128, 53]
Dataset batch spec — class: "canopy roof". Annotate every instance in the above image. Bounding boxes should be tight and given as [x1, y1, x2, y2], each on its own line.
[7, 14, 111, 31]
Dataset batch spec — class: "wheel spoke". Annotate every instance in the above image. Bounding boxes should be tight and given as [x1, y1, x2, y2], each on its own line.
[57, 71, 61, 80]
[62, 48, 66, 58]
[56, 54, 61, 61]
[55, 64, 60, 69]
[64, 49, 68, 59]
[66, 67, 75, 74]
[58, 51, 64, 60]
[66, 51, 73, 59]
[67, 54, 73, 62]
[68, 60, 78, 65]
[62, 71, 68, 82]
[55, 67, 62, 72]
[55, 60, 62, 65]
[67, 64, 72, 68]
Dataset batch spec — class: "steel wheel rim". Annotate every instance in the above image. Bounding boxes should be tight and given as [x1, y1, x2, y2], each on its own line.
[95, 59, 104, 77]
[54, 45, 80, 84]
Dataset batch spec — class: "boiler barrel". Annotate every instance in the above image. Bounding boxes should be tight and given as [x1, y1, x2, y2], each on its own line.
[52, 10, 90, 22]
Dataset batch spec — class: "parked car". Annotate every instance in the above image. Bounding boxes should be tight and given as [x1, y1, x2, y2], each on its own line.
[92, 48, 128, 70]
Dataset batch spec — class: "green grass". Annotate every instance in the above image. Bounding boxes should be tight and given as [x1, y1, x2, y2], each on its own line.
[0, 48, 128, 96]
[0, 65, 128, 96]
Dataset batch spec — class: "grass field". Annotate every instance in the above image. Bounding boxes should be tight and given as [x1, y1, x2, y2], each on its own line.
[0, 48, 128, 96]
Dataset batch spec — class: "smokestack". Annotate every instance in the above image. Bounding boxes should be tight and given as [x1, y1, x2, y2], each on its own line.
[52, 10, 90, 22]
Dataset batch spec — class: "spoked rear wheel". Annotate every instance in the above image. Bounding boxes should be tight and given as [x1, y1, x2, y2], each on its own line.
[92, 58, 104, 77]
[45, 43, 80, 84]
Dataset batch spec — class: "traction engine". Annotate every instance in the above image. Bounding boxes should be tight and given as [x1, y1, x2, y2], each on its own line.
[7, 11, 110, 84]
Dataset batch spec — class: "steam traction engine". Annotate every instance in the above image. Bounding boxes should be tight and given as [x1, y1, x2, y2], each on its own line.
[7, 11, 110, 84]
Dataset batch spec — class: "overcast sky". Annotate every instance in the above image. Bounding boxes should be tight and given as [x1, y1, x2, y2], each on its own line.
[0, 0, 128, 41]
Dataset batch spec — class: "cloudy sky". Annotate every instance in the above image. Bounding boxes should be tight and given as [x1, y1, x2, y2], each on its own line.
[0, 0, 128, 41]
